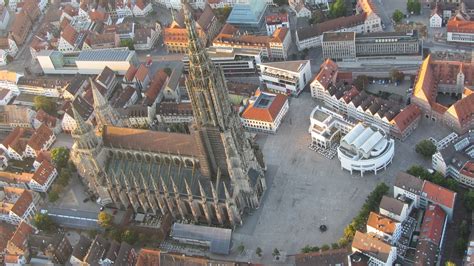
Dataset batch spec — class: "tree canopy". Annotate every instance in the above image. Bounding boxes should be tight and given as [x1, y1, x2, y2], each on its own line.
[390, 69, 405, 83]
[329, 0, 346, 18]
[353, 75, 369, 91]
[119, 39, 134, 50]
[34, 96, 57, 115]
[464, 190, 474, 211]
[392, 10, 404, 23]
[407, 0, 421, 15]
[98, 211, 113, 228]
[415, 140, 437, 158]
[51, 147, 70, 168]
[33, 213, 56, 232]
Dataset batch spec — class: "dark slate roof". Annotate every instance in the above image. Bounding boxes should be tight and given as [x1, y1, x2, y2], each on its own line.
[72, 235, 92, 261]
[171, 223, 232, 255]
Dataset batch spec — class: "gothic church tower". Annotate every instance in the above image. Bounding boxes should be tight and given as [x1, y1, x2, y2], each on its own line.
[91, 78, 124, 128]
[183, 1, 266, 214]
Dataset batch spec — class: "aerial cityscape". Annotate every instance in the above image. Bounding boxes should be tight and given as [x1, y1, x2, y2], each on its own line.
[0, 0, 471, 265]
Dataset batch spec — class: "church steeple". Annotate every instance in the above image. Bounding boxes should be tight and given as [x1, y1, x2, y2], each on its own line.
[72, 106, 92, 136]
[183, 0, 231, 129]
[90, 78, 123, 128]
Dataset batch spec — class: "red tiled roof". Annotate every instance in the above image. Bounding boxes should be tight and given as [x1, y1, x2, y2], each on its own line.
[446, 92, 474, 128]
[447, 16, 474, 34]
[266, 13, 288, 24]
[88, 10, 109, 22]
[314, 59, 338, 89]
[391, 104, 421, 132]
[35, 109, 57, 128]
[134, 64, 149, 82]
[7, 222, 33, 254]
[144, 70, 168, 106]
[32, 160, 55, 186]
[27, 124, 54, 151]
[136, 248, 160, 266]
[242, 92, 288, 122]
[7, 188, 33, 218]
[61, 24, 78, 46]
[124, 64, 138, 82]
[422, 180, 456, 209]
[35, 151, 51, 165]
[419, 204, 446, 245]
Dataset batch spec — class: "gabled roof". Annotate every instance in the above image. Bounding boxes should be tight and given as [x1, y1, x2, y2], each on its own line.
[379, 195, 404, 216]
[61, 24, 78, 46]
[136, 248, 160, 266]
[366, 212, 397, 235]
[313, 59, 338, 89]
[72, 235, 92, 260]
[7, 222, 33, 254]
[297, 14, 366, 40]
[419, 204, 446, 245]
[102, 126, 199, 158]
[144, 69, 168, 106]
[422, 180, 456, 209]
[394, 171, 424, 195]
[352, 231, 392, 263]
[27, 124, 54, 151]
[446, 92, 474, 128]
[134, 64, 149, 82]
[391, 104, 421, 133]
[241, 91, 288, 123]
[32, 160, 55, 186]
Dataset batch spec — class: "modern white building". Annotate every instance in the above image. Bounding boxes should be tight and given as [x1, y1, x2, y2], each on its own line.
[393, 171, 456, 221]
[337, 124, 395, 176]
[432, 131, 474, 188]
[240, 90, 289, 134]
[37, 49, 138, 75]
[309, 105, 354, 149]
[258, 60, 311, 96]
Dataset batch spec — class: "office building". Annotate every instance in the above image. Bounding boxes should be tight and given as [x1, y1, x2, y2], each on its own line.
[258, 60, 311, 96]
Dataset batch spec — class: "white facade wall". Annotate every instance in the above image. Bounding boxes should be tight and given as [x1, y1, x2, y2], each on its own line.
[132, 3, 153, 17]
[296, 23, 365, 51]
[241, 99, 289, 133]
[447, 31, 474, 44]
[28, 168, 58, 193]
[430, 14, 442, 28]
[0, 9, 10, 30]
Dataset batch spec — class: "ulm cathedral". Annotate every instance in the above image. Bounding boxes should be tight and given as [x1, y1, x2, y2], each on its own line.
[70, 3, 266, 228]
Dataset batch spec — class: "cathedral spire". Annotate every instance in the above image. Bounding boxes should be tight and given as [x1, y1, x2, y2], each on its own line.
[72, 106, 91, 135]
[91, 78, 107, 109]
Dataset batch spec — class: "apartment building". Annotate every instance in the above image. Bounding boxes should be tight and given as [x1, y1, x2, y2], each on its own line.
[259, 60, 311, 96]
[0, 187, 36, 225]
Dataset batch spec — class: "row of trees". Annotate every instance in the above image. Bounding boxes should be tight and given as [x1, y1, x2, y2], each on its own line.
[98, 211, 151, 245]
[48, 147, 73, 202]
[301, 243, 339, 253]
[406, 165, 458, 192]
[455, 220, 470, 256]
[340, 183, 389, 245]
[33, 213, 56, 232]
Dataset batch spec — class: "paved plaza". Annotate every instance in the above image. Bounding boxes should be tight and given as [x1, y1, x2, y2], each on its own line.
[228, 92, 452, 262]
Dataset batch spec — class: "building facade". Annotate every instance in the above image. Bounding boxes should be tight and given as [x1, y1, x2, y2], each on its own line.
[322, 32, 356, 60]
[258, 60, 311, 96]
[71, 5, 266, 228]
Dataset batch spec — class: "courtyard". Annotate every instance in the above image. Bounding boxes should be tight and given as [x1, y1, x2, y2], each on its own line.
[227, 92, 452, 262]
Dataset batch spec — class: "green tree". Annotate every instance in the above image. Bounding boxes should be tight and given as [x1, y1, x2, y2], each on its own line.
[98, 211, 113, 228]
[309, 9, 325, 24]
[321, 244, 330, 251]
[331, 243, 339, 249]
[119, 39, 134, 50]
[57, 168, 72, 186]
[48, 184, 62, 202]
[310, 246, 320, 252]
[216, 6, 232, 23]
[407, 0, 421, 15]
[338, 237, 349, 248]
[256, 247, 262, 257]
[33, 213, 55, 231]
[164, 67, 172, 76]
[272, 248, 280, 257]
[329, 0, 346, 18]
[392, 10, 404, 23]
[407, 165, 430, 179]
[34, 96, 56, 115]
[122, 229, 139, 244]
[353, 75, 369, 91]
[109, 228, 123, 242]
[51, 147, 70, 168]
[464, 190, 474, 211]
[415, 140, 437, 158]
[455, 237, 467, 256]
[445, 262, 456, 266]
[301, 245, 312, 253]
[390, 69, 405, 83]
[87, 229, 98, 239]
[237, 243, 245, 254]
